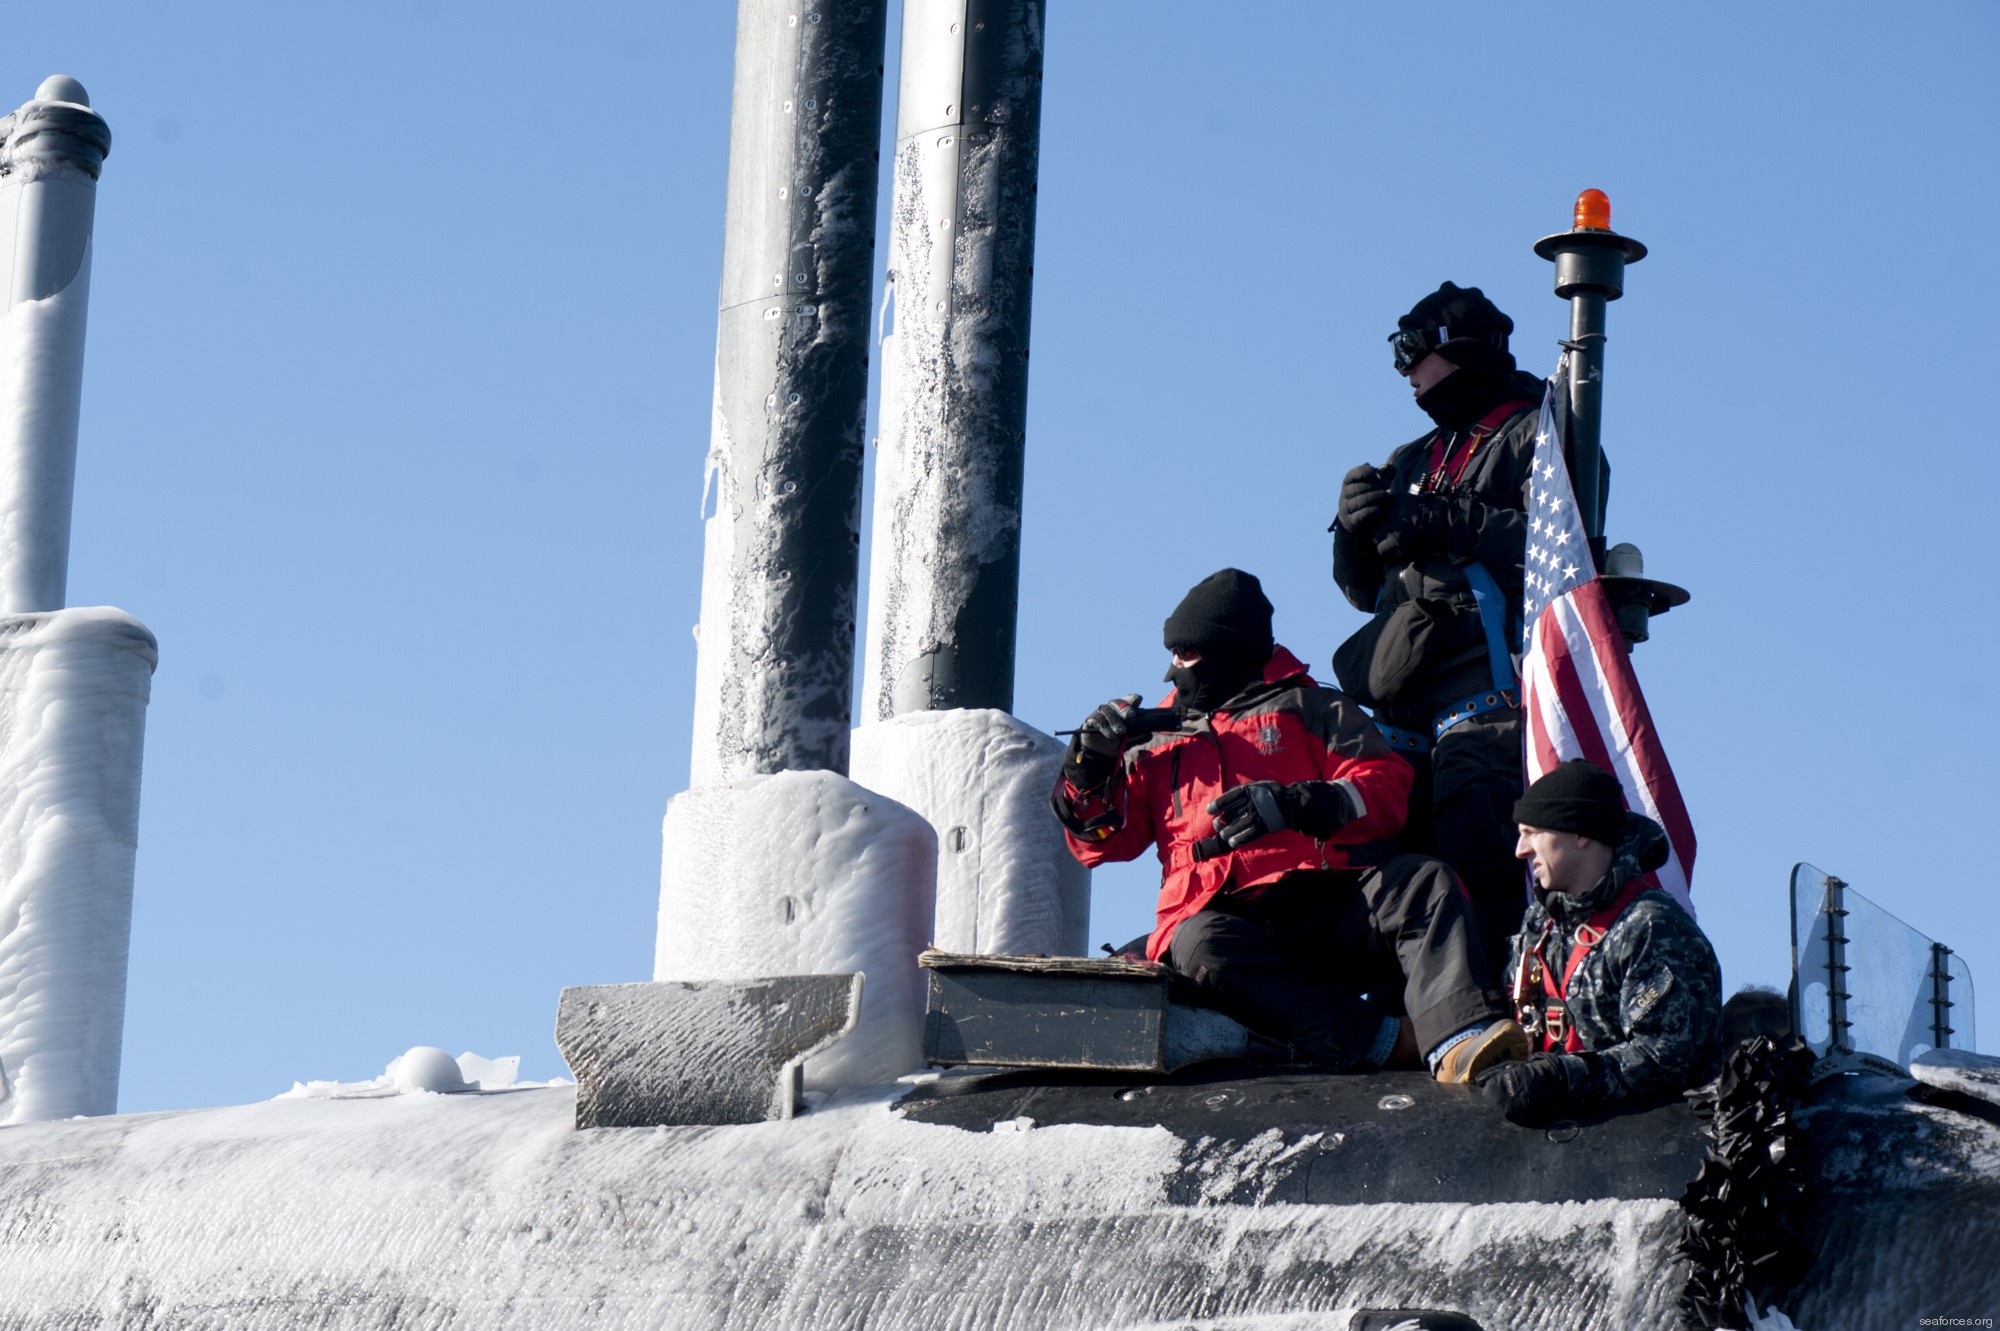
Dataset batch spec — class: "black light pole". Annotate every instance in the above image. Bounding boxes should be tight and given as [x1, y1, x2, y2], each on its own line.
[1534, 190, 1645, 568]
[1534, 191, 1686, 645]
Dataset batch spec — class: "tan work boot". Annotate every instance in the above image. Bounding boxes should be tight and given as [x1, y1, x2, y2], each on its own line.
[1432, 1019, 1530, 1085]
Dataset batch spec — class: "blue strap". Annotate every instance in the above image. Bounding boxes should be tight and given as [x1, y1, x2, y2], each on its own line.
[1374, 720, 1431, 754]
[1461, 561, 1518, 692]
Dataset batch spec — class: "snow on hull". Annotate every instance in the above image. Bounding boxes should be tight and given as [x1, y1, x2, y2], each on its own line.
[851, 708, 1087, 956]
[0, 1072, 1988, 1327]
[0, 606, 155, 1123]
[655, 770, 936, 1090]
[0, 1086, 1683, 1330]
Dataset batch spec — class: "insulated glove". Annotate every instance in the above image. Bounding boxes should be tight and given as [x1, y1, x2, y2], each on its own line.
[1077, 694, 1145, 758]
[1064, 694, 1143, 789]
[1193, 780, 1353, 860]
[1336, 464, 1396, 536]
[1285, 780, 1356, 839]
[1476, 1052, 1575, 1126]
[1377, 492, 1479, 562]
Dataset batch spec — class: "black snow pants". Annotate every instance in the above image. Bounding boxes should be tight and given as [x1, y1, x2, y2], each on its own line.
[1388, 707, 1528, 976]
[1165, 853, 1509, 1071]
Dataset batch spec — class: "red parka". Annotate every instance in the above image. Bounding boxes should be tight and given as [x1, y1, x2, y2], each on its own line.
[1053, 646, 1413, 960]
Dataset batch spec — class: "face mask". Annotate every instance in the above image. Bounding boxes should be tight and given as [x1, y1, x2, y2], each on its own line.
[1164, 656, 1259, 713]
[1415, 365, 1507, 430]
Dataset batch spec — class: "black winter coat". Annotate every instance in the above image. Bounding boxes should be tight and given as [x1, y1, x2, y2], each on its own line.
[1332, 371, 1599, 721]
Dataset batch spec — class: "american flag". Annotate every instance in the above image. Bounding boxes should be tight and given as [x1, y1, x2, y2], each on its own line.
[1520, 372, 1697, 913]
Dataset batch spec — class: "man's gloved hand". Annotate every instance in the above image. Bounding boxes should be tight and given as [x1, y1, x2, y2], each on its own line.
[1476, 1052, 1573, 1125]
[1192, 780, 1354, 860]
[1336, 464, 1396, 537]
[1078, 694, 1144, 757]
[1376, 491, 1479, 563]
[1195, 781, 1289, 860]
[1064, 694, 1143, 789]
[1285, 780, 1356, 839]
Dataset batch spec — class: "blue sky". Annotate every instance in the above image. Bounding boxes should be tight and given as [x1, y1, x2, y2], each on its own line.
[7, 2, 1996, 1112]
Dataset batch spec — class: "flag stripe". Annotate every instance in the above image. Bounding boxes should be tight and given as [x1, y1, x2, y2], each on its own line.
[1522, 632, 1564, 777]
[1518, 373, 1697, 914]
[1570, 586, 1699, 873]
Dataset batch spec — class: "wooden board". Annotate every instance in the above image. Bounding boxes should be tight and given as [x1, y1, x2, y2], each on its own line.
[921, 950, 1250, 1073]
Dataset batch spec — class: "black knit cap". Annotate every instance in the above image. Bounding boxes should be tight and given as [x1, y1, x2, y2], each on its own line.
[1513, 759, 1627, 846]
[1399, 281, 1516, 379]
[1163, 568, 1274, 661]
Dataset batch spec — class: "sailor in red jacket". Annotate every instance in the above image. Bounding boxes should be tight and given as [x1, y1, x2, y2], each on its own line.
[1052, 569, 1528, 1082]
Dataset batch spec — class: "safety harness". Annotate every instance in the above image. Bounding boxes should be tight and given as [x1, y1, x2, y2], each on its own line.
[1370, 399, 1533, 756]
[1511, 877, 1649, 1052]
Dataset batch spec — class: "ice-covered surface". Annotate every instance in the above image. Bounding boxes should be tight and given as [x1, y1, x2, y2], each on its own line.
[862, 5, 1045, 718]
[0, 1064, 1989, 1327]
[0, 1083, 1682, 1330]
[688, 3, 885, 784]
[0, 261, 91, 613]
[0, 87, 105, 615]
[1910, 1044, 2000, 1106]
[0, 606, 154, 1124]
[851, 707, 1088, 956]
[276, 1048, 526, 1100]
[557, 977, 858, 1126]
[655, 770, 936, 1089]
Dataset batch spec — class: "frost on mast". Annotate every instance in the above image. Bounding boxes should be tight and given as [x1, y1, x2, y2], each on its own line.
[0, 76, 156, 1124]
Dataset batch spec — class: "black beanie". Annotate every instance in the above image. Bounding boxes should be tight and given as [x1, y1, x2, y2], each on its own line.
[1399, 281, 1516, 379]
[1163, 569, 1274, 661]
[1513, 759, 1627, 846]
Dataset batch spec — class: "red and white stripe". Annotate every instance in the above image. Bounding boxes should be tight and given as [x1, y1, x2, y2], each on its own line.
[1522, 550, 1697, 914]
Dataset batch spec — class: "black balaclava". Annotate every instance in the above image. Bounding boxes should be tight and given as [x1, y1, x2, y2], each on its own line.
[1399, 281, 1518, 430]
[1162, 569, 1274, 712]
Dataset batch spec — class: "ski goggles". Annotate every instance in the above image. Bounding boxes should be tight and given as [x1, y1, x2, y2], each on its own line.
[1390, 324, 1505, 373]
[1389, 325, 1453, 373]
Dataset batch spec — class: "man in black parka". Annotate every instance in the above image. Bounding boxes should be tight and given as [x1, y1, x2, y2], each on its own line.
[1331, 282, 1598, 970]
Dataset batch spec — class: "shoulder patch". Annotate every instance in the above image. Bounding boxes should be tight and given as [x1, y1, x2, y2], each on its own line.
[1629, 965, 1674, 1023]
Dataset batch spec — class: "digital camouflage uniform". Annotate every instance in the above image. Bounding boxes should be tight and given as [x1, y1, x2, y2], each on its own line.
[1505, 811, 1724, 1111]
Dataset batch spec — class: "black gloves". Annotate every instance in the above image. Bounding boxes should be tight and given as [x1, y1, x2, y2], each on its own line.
[1375, 491, 1479, 563]
[1065, 694, 1150, 790]
[1193, 780, 1354, 860]
[1336, 464, 1396, 537]
[1476, 1052, 1579, 1125]
[1078, 694, 1143, 757]
[1285, 781, 1356, 838]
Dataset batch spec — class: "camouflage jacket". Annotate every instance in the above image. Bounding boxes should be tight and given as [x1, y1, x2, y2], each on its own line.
[1505, 812, 1723, 1111]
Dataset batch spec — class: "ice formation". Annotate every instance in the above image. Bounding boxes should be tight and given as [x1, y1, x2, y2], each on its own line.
[0, 85, 106, 615]
[278, 1049, 526, 1100]
[0, 273, 90, 612]
[0, 606, 155, 1123]
[862, 5, 1045, 720]
[0, 1073, 1982, 1327]
[655, 770, 936, 1089]
[687, 4, 887, 786]
[0, 1085, 1678, 1329]
[851, 707, 1088, 956]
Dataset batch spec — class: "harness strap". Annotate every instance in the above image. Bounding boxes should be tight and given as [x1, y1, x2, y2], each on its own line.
[1514, 877, 1650, 1053]
[1432, 686, 1518, 740]
[1460, 561, 1518, 693]
[1421, 399, 1535, 491]
[1374, 720, 1430, 754]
